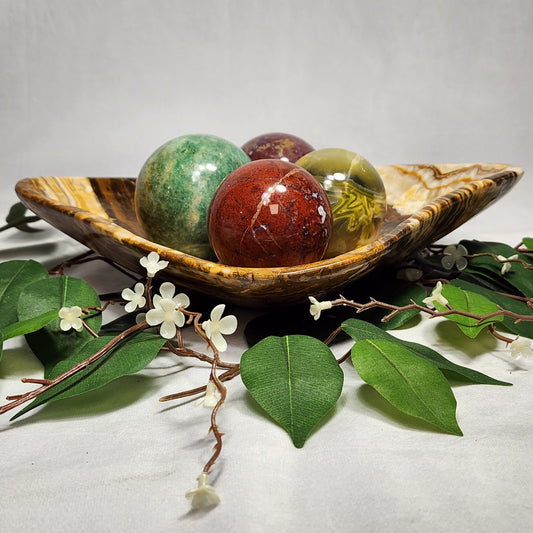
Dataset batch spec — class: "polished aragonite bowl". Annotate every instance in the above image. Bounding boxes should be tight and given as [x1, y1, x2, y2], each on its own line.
[15, 163, 523, 307]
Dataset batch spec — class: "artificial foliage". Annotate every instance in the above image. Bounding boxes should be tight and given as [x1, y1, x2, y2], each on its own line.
[0, 203, 532, 509]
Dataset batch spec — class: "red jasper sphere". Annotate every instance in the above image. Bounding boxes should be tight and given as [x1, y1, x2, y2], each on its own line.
[208, 159, 332, 267]
[241, 132, 314, 163]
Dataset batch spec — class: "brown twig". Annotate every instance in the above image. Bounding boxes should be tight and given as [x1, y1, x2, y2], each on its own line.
[467, 252, 533, 270]
[203, 357, 226, 475]
[331, 296, 533, 325]
[49, 251, 140, 280]
[158, 367, 240, 402]
[488, 324, 515, 344]
[337, 348, 352, 365]
[162, 343, 238, 370]
[0, 321, 148, 415]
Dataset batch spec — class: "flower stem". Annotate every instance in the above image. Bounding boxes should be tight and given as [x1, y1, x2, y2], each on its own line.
[0, 321, 148, 416]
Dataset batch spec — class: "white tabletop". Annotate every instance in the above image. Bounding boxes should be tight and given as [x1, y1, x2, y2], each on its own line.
[1, 190, 532, 533]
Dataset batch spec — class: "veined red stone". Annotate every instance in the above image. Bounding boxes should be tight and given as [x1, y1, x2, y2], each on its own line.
[208, 159, 332, 267]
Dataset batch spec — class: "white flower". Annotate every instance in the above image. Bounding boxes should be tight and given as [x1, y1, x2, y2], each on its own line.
[121, 282, 146, 312]
[140, 251, 169, 278]
[441, 244, 469, 271]
[309, 296, 332, 320]
[497, 254, 518, 275]
[145, 282, 190, 339]
[202, 304, 238, 352]
[58, 306, 84, 332]
[509, 337, 532, 359]
[422, 281, 449, 309]
[195, 380, 222, 409]
[185, 472, 220, 509]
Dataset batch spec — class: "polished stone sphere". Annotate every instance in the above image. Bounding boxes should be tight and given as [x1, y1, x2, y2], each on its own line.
[296, 148, 386, 258]
[241, 132, 315, 163]
[135, 134, 250, 259]
[208, 159, 332, 267]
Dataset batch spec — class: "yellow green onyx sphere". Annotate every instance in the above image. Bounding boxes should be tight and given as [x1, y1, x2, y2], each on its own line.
[296, 148, 386, 258]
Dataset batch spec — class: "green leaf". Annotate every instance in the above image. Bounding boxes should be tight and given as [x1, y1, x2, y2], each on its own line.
[240, 335, 344, 448]
[351, 339, 463, 435]
[522, 237, 533, 251]
[436, 284, 503, 338]
[341, 319, 510, 386]
[3, 202, 41, 232]
[17, 276, 102, 367]
[12, 332, 166, 420]
[451, 279, 533, 339]
[0, 260, 49, 330]
[461, 240, 533, 297]
[1, 309, 59, 340]
[376, 281, 426, 330]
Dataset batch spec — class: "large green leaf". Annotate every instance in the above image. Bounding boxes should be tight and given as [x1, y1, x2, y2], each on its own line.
[240, 335, 344, 448]
[461, 240, 533, 297]
[0, 260, 49, 330]
[341, 319, 510, 386]
[436, 284, 503, 338]
[451, 279, 533, 339]
[12, 331, 166, 420]
[17, 276, 102, 367]
[351, 339, 463, 435]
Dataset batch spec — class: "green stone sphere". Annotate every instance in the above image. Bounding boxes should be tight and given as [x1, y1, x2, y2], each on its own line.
[135, 134, 250, 259]
[296, 148, 386, 258]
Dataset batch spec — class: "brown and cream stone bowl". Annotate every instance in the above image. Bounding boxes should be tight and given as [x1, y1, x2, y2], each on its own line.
[15, 163, 523, 308]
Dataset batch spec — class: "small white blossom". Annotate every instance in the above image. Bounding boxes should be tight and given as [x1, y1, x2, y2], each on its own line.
[497, 254, 518, 275]
[509, 337, 532, 360]
[145, 282, 190, 339]
[140, 251, 169, 278]
[195, 380, 222, 409]
[309, 296, 333, 320]
[185, 472, 220, 509]
[441, 244, 469, 271]
[422, 281, 449, 309]
[121, 283, 146, 312]
[58, 306, 84, 332]
[202, 304, 238, 352]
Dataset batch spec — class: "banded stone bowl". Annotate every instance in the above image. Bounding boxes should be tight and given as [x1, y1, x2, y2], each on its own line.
[15, 163, 523, 307]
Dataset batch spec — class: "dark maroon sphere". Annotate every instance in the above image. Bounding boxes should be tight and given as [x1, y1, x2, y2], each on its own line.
[208, 159, 332, 267]
[241, 132, 315, 163]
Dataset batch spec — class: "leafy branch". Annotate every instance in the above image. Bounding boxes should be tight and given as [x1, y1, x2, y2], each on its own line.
[0, 320, 148, 415]
[0, 252, 239, 509]
[329, 292, 533, 328]
[1, 234, 532, 510]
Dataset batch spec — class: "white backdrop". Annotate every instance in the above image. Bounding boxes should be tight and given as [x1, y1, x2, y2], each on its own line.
[1, 2, 533, 532]
[1, 0, 532, 236]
